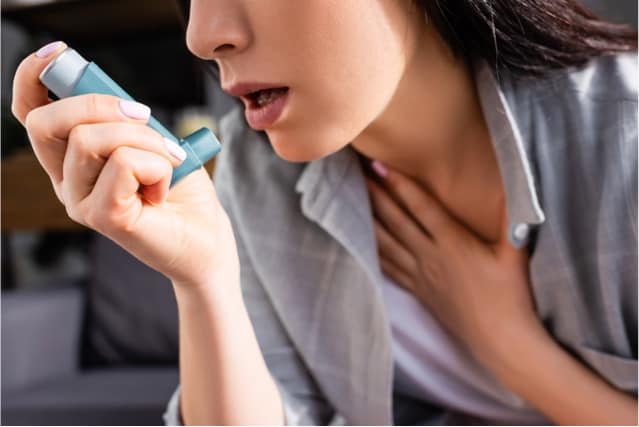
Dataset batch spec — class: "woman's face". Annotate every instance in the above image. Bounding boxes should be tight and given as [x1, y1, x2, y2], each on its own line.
[186, 0, 426, 162]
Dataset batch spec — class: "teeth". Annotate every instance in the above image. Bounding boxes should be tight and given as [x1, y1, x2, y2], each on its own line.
[256, 91, 275, 106]
[255, 88, 286, 107]
[256, 90, 277, 107]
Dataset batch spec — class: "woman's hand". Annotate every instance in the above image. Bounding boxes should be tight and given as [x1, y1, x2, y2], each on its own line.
[11, 41, 239, 288]
[366, 160, 548, 377]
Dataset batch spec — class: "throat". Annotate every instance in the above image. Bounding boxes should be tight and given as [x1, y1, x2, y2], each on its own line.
[444, 186, 506, 244]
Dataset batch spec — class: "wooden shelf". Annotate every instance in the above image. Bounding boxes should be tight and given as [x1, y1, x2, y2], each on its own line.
[2, 148, 84, 231]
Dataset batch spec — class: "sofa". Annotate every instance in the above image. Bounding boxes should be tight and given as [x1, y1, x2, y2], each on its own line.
[1, 233, 180, 425]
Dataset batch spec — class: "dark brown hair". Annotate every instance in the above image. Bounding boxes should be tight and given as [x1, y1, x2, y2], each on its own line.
[417, 0, 637, 76]
[177, 0, 637, 78]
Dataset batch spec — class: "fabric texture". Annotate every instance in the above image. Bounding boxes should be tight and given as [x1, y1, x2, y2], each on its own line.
[164, 53, 638, 425]
[381, 272, 548, 424]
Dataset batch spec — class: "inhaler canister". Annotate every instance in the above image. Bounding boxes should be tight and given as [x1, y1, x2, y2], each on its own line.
[39, 47, 221, 187]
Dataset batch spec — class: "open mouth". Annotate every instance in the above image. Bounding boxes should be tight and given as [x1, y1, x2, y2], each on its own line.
[246, 87, 289, 109]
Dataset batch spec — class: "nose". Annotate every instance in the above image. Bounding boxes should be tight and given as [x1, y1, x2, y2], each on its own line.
[185, 0, 251, 60]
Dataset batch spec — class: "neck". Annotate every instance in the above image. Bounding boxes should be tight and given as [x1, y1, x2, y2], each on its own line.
[351, 24, 505, 242]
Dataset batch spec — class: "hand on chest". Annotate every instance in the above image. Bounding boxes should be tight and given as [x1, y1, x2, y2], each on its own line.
[364, 161, 544, 376]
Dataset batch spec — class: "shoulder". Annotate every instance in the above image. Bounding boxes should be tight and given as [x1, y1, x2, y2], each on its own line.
[499, 53, 637, 183]
[550, 52, 637, 103]
[501, 53, 637, 149]
[499, 53, 637, 270]
[504, 52, 637, 210]
[504, 56, 638, 359]
[502, 52, 637, 102]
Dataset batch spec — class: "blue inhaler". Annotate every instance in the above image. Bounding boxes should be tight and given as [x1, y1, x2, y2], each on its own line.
[39, 47, 221, 187]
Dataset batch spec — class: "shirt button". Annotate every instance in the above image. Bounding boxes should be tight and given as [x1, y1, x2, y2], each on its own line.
[509, 223, 530, 247]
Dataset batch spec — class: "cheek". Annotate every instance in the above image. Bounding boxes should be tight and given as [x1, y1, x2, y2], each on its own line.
[262, 1, 407, 162]
[268, 61, 402, 162]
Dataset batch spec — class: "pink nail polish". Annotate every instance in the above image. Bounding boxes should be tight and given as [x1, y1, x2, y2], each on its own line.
[35, 41, 62, 58]
[372, 160, 388, 177]
[119, 99, 151, 120]
[164, 138, 187, 162]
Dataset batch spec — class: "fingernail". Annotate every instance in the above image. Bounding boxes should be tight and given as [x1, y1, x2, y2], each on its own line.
[371, 160, 388, 177]
[35, 41, 63, 58]
[119, 99, 151, 120]
[164, 138, 187, 162]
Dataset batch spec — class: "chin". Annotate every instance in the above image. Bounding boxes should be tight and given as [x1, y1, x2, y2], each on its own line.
[265, 127, 349, 163]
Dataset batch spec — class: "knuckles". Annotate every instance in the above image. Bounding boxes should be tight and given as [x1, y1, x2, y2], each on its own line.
[83, 93, 102, 119]
[67, 124, 92, 151]
[72, 193, 134, 235]
[109, 146, 133, 170]
[417, 257, 443, 285]
[23, 108, 41, 140]
[10, 101, 23, 125]
[24, 105, 61, 144]
[23, 108, 55, 145]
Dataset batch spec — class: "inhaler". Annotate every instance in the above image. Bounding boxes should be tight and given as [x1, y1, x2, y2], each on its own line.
[39, 47, 221, 187]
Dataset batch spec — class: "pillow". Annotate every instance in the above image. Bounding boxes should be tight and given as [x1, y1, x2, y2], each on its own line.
[84, 233, 178, 366]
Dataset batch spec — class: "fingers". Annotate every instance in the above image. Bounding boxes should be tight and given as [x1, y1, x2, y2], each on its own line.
[101, 146, 173, 204]
[24, 94, 152, 183]
[27, 93, 151, 144]
[62, 122, 186, 206]
[371, 161, 457, 243]
[379, 256, 416, 294]
[11, 41, 68, 126]
[366, 177, 429, 253]
[75, 146, 173, 233]
[373, 218, 419, 278]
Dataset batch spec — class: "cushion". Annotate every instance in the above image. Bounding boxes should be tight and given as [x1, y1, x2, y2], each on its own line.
[2, 367, 178, 426]
[84, 234, 178, 365]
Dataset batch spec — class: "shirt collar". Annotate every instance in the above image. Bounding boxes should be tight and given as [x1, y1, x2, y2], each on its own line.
[474, 62, 546, 228]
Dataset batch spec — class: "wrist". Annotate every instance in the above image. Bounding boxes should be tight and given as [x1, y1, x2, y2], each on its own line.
[172, 268, 242, 308]
[486, 320, 555, 389]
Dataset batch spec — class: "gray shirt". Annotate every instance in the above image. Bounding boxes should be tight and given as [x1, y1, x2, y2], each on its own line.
[164, 53, 637, 425]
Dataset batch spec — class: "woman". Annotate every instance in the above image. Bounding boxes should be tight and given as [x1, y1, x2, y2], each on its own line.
[11, 0, 637, 424]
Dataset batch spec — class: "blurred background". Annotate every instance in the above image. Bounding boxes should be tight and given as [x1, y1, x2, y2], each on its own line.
[0, 0, 636, 425]
[0, 0, 237, 425]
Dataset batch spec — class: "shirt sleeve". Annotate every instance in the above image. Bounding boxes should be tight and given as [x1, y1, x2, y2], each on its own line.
[161, 227, 340, 425]
[163, 380, 345, 426]
[162, 384, 182, 426]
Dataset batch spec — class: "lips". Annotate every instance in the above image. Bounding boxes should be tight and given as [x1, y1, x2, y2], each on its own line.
[223, 82, 289, 105]
[243, 89, 289, 130]
[222, 82, 290, 129]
